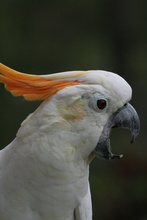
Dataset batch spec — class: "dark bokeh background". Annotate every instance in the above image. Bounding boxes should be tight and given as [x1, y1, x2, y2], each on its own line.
[0, 1, 147, 219]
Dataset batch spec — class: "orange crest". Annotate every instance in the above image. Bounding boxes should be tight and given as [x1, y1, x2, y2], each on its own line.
[0, 63, 88, 101]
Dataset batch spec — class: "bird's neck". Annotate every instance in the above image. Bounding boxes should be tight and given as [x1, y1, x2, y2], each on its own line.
[15, 99, 100, 168]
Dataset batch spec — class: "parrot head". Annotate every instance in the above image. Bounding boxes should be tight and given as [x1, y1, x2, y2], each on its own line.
[0, 63, 140, 162]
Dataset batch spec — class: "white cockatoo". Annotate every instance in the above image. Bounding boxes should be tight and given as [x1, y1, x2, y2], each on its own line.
[0, 63, 140, 220]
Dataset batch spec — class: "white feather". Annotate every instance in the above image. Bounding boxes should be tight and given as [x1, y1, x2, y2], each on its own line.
[0, 70, 132, 220]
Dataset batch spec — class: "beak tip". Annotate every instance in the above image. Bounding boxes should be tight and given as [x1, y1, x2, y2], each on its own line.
[110, 154, 123, 160]
[131, 131, 139, 144]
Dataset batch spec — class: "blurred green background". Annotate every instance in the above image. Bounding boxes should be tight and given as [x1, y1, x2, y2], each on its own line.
[0, 0, 147, 219]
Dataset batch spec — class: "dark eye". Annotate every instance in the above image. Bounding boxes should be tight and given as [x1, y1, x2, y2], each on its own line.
[97, 99, 107, 109]
[89, 94, 108, 112]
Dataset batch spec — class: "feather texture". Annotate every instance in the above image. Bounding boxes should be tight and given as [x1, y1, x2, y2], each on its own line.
[0, 63, 136, 220]
[0, 63, 88, 100]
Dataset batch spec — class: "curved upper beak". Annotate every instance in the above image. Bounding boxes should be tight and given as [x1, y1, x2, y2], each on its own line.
[94, 103, 140, 160]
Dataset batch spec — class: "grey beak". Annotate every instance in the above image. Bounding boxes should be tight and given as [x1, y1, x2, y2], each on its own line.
[94, 103, 140, 160]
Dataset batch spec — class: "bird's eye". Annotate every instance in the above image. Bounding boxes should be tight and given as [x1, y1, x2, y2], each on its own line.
[89, 94, 108, 112]
[97, 99, 107, 109]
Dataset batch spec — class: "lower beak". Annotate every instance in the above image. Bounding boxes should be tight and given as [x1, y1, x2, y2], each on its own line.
[94, 103, 140, 160]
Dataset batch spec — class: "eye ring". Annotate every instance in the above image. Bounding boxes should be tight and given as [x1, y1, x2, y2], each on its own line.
[97, 99, 107, 109]
[89, 94, 108, 112]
